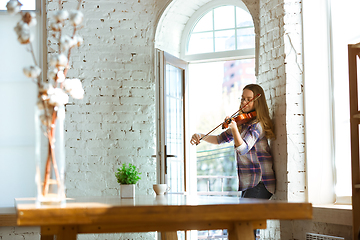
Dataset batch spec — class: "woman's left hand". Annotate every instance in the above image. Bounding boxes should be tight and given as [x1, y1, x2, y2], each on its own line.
[228, 118, 237, 130]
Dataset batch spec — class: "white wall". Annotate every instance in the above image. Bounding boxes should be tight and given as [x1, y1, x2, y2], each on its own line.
[0, 13, 39, 208]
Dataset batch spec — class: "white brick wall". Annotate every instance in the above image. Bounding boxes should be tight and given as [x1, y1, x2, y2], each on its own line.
[0, 226, 40, 240]
[258, 0, 306, 239]
[49, 0, 158, 239]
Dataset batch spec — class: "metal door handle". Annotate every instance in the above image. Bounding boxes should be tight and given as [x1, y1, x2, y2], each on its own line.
[151, 154, 176, 158]
[151, 146, 177, 175]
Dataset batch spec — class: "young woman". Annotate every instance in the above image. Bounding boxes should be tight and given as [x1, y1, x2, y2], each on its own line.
[190, 84, 276, 199]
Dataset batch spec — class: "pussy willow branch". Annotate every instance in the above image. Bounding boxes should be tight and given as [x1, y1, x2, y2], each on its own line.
[77, 0, 81, 10]
[63, 26, 77, 78]
[64, 0, 83, 78]
[29, 42, 38, 67]
[42, 0, 83, 197]
[59, 0, 82, 80]
[19, 11, 39, 68]
[19, 8, 52, 139]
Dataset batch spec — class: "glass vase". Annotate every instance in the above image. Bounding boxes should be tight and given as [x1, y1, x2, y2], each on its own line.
[35, 104, 66, 206]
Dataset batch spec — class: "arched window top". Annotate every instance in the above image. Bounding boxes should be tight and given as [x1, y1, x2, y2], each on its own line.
[181, 0, 255, 62]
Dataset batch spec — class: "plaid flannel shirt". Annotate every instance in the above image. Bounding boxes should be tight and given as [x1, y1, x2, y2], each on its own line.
[217, 121, 276, 194]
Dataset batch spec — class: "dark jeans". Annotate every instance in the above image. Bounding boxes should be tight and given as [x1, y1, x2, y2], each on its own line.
[241, 181, 273, 239]
[241, 181, 273, 199]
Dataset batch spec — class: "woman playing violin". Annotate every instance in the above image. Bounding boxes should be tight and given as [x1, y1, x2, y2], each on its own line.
[190, 84, 276, 200]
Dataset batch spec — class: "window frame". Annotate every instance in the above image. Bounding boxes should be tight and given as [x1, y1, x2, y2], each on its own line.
[179, 0, 257, 196]
[0, 0, 40, 12]
[180, 0, 255, 62]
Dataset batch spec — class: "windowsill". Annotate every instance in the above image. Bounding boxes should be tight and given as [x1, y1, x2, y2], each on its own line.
[0, 10, 38, 14]
[312, 204, 352, 226]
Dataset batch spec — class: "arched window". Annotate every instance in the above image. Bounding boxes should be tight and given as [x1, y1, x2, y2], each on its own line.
[155, 1, 258, 209]
[181, 1, 255, 62]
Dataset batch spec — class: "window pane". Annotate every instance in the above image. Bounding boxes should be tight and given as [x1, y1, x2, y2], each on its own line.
[331, 0, 357, 197]
[165, 64, 184, 193]
[186, 5, 254, 56]
[214, 6, 235, 30]
[236, 27, 255, 49]
[0, 0, 36, 10]
[188, 32, 213, 54]
[236, 7, 253, 27]
[214, 30, 235, 52]
[193, 11, 213, 33]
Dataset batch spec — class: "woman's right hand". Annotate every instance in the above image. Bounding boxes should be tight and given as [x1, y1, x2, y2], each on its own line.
[190, 133, 202, 145]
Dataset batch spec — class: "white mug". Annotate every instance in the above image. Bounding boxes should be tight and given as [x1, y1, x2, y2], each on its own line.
[153, 184, 170, 195]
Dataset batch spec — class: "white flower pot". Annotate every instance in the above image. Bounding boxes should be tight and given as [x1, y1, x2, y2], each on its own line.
[120, 184, 135, 198]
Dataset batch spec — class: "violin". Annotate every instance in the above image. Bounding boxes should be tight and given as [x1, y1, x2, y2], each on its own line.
[196, 93, 261, 145]
[222, 111, 257, 129]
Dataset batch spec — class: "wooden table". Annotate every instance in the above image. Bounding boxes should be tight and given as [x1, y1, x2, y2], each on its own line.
[15, 195, 312, 240]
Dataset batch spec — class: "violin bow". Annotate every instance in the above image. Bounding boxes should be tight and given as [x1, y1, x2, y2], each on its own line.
[198, 93, 261, 144]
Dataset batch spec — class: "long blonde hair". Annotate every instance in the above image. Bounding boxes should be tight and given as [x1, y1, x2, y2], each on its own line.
[242, 84, 275, 139]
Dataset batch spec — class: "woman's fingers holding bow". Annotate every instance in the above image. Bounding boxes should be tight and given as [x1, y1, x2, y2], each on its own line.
[190, 133, 202, 145]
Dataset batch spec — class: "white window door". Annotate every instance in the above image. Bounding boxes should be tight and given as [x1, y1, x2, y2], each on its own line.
[155, 50, 188, 193]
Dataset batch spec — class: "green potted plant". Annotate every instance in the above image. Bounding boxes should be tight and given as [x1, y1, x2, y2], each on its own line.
[115, 163, 141, 198]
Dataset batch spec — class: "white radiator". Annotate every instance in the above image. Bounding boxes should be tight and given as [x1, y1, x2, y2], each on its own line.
[306, 233, 345, 240]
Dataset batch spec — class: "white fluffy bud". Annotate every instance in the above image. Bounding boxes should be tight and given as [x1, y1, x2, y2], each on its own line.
[53, 10, 69, 22]
[48, 88, 69, 106]
[60, 35, 76, 51]
[56, 71, 65, 83]
[22, 12, 37, 26]
[23, 65, 41, 78]
[63, 78, 84, 99]
[50, 22, 63, 31]
[6, 0, 21, 14]
[14, 21, 32, 44]
[69, 10, 83, 26]
[49, 54, 68, 68]
[47, 68, 58, 80]
[73, 35, 84, 47]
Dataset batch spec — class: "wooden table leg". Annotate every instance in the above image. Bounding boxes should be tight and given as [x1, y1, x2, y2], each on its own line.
[41, 235, 54, 240]
[161, 231, 178, 240]
[228, 222, 254, 240]
[41, 225, 77, 240]
[57, 225, 78, 240]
